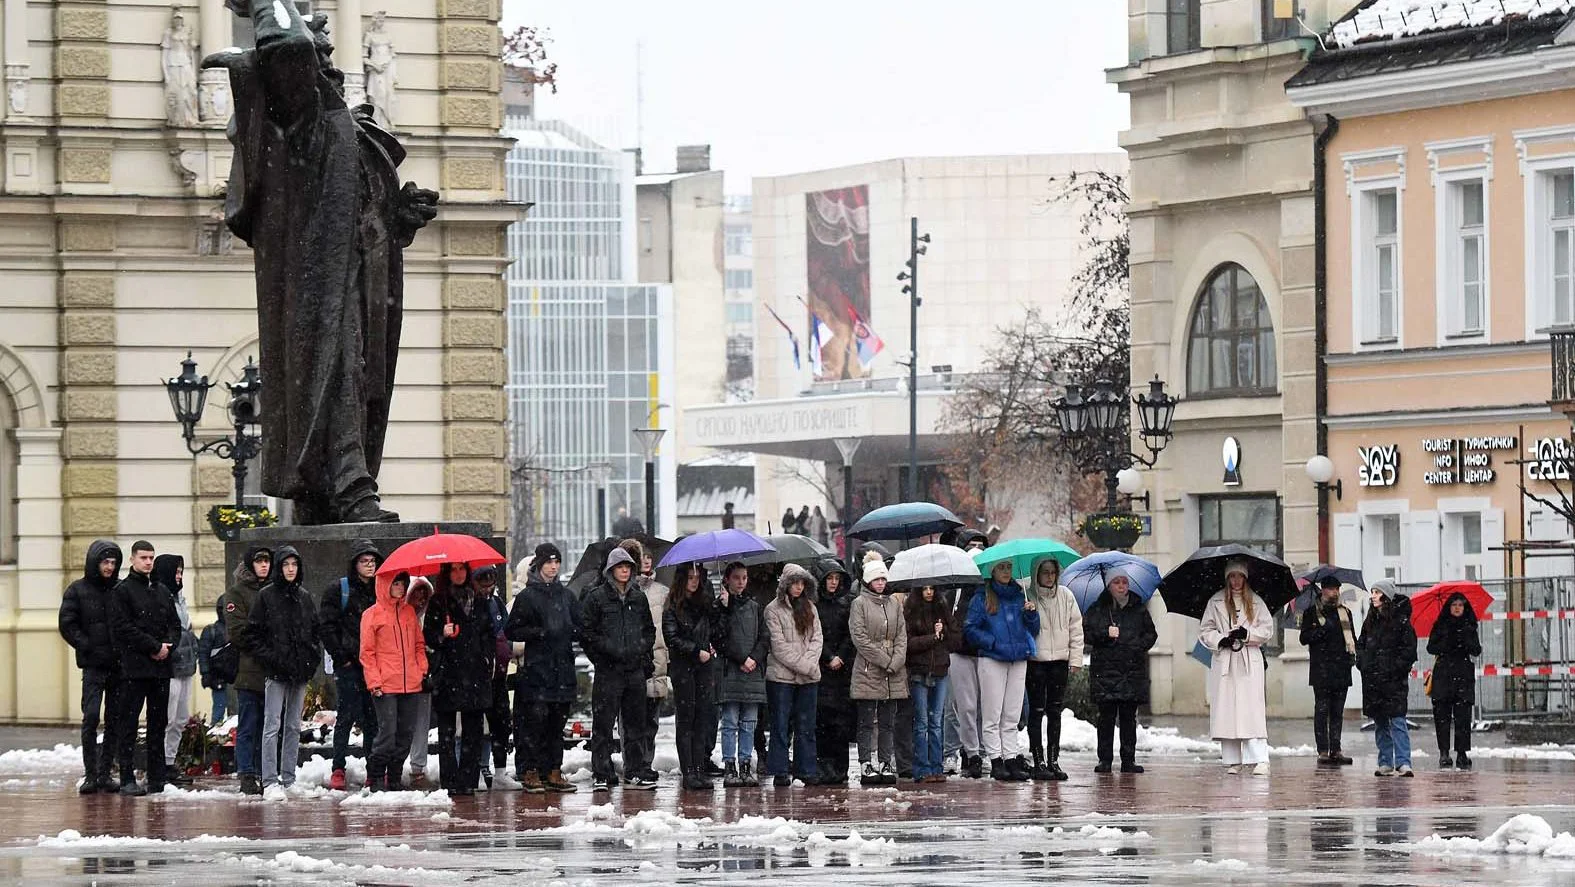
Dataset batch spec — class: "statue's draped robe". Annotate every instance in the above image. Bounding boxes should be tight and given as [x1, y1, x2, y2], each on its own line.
[219, 6, 407, 519]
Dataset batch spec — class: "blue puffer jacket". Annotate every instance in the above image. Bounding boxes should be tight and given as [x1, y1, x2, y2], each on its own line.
[964, 580, 1040, 663]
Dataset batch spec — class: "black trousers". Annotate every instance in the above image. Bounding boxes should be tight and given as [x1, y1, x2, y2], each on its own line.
[436, 709, 485, 791]
[893, 697, 914, 773]
[1433, 697, 1472, 756]
[670, 662, 716, 774]
[1026, 660, 1070, 763]
[368, 692, 419, 784]
[484, 675, 511, 769]
[118, 677, 169, 787]
[592, 669, 648, 780]
[1313, 687, 1349, 754]
[1096, 701, 1138, 766]
[517, 699, 570, 776]
[81, 667, 124, 783]
[815, 685, 856, 777]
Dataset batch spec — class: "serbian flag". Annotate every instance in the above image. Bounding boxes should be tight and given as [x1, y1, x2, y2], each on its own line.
[808, 309, 833, 377]
[761, 299, 802, 370]
[848, 304, 884, 368]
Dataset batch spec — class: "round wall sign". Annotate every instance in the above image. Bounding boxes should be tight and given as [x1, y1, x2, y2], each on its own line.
[1222, 436, 1242, 486]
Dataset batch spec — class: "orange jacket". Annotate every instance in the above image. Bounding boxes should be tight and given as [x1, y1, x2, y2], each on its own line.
[359, 574, 429, 695]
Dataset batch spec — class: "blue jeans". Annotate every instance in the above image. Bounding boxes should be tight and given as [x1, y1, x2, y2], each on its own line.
[719, 701, 759, 763]
[1373, 715, 1412, 768]
[235, 688, 264, 776]
[332, 667, 378, 771]
[911, 676, 949, 778]
[210, 689, 228, 725]
[767, 682, 818, 778]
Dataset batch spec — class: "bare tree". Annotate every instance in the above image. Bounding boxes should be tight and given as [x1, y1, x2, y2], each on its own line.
[502, 25, 559, 93]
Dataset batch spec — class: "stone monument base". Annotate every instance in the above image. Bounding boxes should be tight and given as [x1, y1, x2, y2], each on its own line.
[227, 521, 506, 595]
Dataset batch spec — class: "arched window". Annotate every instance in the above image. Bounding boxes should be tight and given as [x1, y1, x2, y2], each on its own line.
[1187, 263, 1277, 397]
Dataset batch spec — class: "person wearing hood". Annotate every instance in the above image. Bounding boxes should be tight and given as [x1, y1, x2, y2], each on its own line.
[1083, 573, 1157, 774]
[360, 570, 430, 791]
[320, 539, 382, 791]
[425, 561, 497, 795]
[474, 564, 512, 788]
[964, 559, 1038, 782]
[1359, 579, 1417, 777]
[664, 562, 718, 790]
[58, 539, 125, 794]
[507, 543, 581, 794]
[249, 545, 323, 790]
[1199, 559, 1274, 776]
[111, 540, 182, 795]
[715, 561, 768, 787]
[906, 582, 959, 783]
[813, 561, 856, 784]
[765, 562, 823, 786]
[849, 558, 905, 785]
[404, 575, 437, 788]
[154, 554, 198, 787]
[197, 596, 236, 727]
[625, 540, 671, 786]
[1025, 556, 1082, 781]
[580, 546, 658, 791]
[1427, 590, 1482, 769]
[1299, 576, 1356, 767]
[223, 545, 273, 795]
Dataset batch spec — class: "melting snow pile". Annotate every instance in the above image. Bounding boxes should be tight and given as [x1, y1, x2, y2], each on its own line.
[36, 830, 251, 849]
[1059, 712, 1215, 756]
[1330, 0, 1575, 48]
[340, 788, 453, 809]
[1191, 858, 1252, 870]
[0, 744, 83, 776]
[549, 806, 711, 848]
[1406, 814, 1575, 858]
[1467, 744, 1575, 761]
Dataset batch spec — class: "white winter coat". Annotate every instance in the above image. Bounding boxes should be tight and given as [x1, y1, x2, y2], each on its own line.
[1028, 582, 1083, 664]
[1198, 589, 1271, 740]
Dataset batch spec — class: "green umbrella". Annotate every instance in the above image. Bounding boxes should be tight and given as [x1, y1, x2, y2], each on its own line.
[972, 538, 1080, 580]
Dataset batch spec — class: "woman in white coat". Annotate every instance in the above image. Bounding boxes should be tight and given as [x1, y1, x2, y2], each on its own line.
[1198, 560, 1272, 775]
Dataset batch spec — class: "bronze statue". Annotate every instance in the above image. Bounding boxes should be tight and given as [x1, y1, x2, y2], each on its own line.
[203, 0, 438, 524]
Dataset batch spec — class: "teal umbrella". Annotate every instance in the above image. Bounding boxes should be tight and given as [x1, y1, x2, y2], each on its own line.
[971, 538, 1081, 580]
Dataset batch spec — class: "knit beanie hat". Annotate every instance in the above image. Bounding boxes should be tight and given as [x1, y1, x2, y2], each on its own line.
[534, 542, 562, 564]
[862, 559, 888, 585]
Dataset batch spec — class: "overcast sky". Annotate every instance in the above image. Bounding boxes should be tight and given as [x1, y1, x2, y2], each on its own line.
[504, 1, 1130, 192]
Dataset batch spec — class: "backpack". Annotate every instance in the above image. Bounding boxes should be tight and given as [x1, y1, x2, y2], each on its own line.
[209, 641, 240, 685]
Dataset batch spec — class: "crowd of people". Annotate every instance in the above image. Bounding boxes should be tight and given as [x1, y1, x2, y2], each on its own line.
[54, 530, 1483, 798]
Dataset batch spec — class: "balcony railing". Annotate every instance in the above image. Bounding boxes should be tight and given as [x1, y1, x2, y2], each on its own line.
[1553, 327, 1575, 404]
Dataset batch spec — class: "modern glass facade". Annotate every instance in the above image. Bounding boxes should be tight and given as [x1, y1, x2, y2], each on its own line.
[504, 115, 671, 563]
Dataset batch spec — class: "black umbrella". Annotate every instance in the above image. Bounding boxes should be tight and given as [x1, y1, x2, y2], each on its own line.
[567, 534, 673, 594]
[737, 534, 834, 568]
[856, 540, 893, 564]
[848, 502, 963, 541]
[1157, 543, 1299, 620]
[1300, 564, 1366, 591]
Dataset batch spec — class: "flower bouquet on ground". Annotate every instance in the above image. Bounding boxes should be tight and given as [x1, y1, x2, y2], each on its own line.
[175, 715, 211, 775]
[207, 504, 277, 541]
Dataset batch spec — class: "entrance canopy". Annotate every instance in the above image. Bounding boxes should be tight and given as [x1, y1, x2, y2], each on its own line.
[683, 387, 960, 464]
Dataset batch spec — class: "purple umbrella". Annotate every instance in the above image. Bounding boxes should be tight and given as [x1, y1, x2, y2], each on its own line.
[656, 529, 776, 568]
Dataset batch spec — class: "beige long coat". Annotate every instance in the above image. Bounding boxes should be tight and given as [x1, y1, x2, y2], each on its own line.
[1198, 589, 1272, 740]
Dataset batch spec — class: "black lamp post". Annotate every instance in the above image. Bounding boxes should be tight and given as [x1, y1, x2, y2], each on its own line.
[834, 437, 862, 556]
[632, 427, 666, 535]
[165, 352, 264, 507]
[896, 217, 930, 500]
[1052, 375, 1178, 514]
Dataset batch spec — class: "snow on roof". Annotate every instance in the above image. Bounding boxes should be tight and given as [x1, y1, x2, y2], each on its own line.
[1330, 0, 1575, 47]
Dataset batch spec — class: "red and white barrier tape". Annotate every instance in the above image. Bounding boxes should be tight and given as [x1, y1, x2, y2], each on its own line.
[1409, 664, 1575, 679]
[1482, 609, 1575, 621]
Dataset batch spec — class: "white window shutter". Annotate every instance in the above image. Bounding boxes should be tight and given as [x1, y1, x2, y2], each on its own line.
[1361, 515, 1386, 581]
[1333, 514, 1362, 573]
[1480, 508, 1505, 581]
[1403, 510, 1441, 584]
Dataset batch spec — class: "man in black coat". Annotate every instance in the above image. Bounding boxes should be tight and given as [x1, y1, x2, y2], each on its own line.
[507, 543, 582, 794]
[224, 545, 272, 795]
[1299, 576, 1356, 766]
[580, 546, 657, 791]
[249, 545, 323, 789]
[319, 539, 382, 789]
[58, 539, 124, 793]
[110, 540, 181, 795]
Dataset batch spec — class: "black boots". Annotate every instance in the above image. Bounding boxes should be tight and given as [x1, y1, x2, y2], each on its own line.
[962, 755, 984, 779]
[682, 768, 713, 791]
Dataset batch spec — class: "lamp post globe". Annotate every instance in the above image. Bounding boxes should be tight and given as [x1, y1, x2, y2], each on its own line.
[1116, 467, 1142, 496]
[1305, 454, 1335, 484]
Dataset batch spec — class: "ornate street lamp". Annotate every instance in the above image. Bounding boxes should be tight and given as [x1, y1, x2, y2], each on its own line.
[1052, 375, 1179, 547]
[164, 352, 265, 508]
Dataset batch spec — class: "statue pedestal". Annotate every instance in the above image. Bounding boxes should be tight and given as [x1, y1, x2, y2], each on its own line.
[227, 521, 506, 592]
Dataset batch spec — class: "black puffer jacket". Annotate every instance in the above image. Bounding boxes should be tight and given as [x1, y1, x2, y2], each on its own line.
[1083, 591, 1157, 704]
[318, 539, 381, 671]
[248, 546, 324, 684]
[1426, 592, 1482, 706]
[663, 570, 715, 672]
[507, 572, 581, 703]
[1299, 600, 1356, 691]
[58, 539, 122, 671]
[1358, 592, 1417, 720]
[424, 583, 497, 712]
[715, 591, 769, 704]
[814, 567, 856, 698]
[225, 545, 272, 693]
[579, 551, 656, 676]
[111, 565, 182, 681]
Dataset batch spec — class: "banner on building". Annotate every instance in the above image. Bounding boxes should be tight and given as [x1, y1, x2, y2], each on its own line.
[806, 185, 871, 381]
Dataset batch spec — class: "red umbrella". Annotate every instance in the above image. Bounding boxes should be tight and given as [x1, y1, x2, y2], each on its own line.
[1409, 580, 1493, 637]
[376, 531, 505, 578]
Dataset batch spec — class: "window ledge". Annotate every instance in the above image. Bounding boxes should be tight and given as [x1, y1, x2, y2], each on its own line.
[1174, 394, 1283, 424]
[1359, 338, 1400, 348]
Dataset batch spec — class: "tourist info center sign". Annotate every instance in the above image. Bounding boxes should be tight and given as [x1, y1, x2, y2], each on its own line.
[1356, 435, 1575, 488]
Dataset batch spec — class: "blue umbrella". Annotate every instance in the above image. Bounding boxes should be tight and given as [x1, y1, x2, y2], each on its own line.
[1062, 551, 1161, 613]
[656, 529, 776, 568]
[848, 502, 963, 541]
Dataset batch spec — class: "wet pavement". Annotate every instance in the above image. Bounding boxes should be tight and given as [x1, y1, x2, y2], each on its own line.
[2, 722, 1575, 885]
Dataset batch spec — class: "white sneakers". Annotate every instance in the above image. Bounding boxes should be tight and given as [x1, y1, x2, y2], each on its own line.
[1225, 765, 1241, 775]
[1253, 762, 1271, 777]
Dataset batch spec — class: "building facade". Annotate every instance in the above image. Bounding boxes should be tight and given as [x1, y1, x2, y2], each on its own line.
[504, 87, 675, 563]
[0, 1, 515, 723]
[1111, 0, 1359, 715]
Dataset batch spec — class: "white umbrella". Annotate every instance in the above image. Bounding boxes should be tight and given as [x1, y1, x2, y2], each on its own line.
[886, 543, 984, 590]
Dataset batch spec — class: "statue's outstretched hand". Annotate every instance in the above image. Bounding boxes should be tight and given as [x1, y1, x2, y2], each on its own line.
[201, 47, 247, 70]
[392, 182, 439, 247]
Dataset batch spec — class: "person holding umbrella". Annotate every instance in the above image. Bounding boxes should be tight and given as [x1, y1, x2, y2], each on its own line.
[424, 561, 496, 795]
[964, 559, 1038, 782]
[1427, 590, 1482, 770]
[1083, 573, 1157, 774]
[905, 583, 958, 783]
[1199, 560, 1274, 776]
[716, 561, 768, 788]
[1025, 556, 1081, 781]
[663, 562, 718, 790]
[1298, 576, 1356, 767]
[1358, 579, 1417, 777]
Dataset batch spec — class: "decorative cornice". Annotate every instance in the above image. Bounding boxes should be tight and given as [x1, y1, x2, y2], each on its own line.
[1341, 146, 1407, 195]
[1513, 123, 1575, 175]
[1286, 45, 1575, 119]
[1424, 135, 1494, 185]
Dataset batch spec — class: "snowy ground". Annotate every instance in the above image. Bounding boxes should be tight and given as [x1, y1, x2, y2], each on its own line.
[4, 714, 1575, 884]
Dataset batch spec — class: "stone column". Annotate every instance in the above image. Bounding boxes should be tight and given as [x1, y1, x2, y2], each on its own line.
[198, 0, 233, 123]
[336, 0, 365, 107]
[3, 0, 27, 117]
[12, 428, 68, 722]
